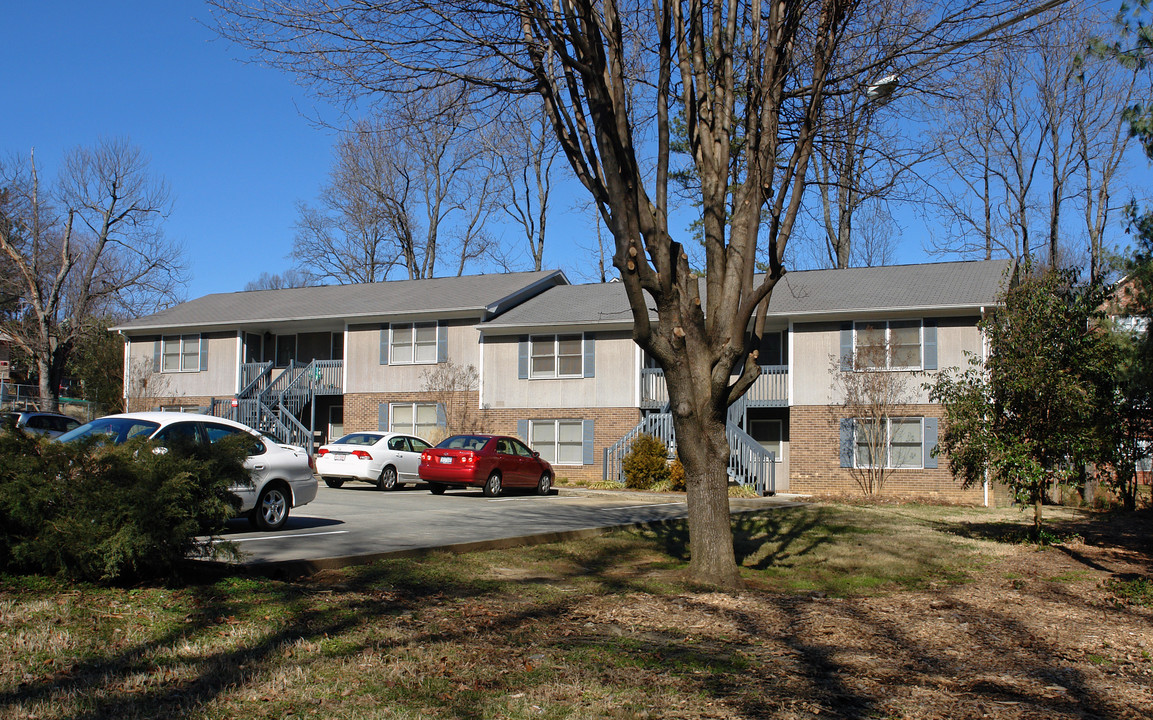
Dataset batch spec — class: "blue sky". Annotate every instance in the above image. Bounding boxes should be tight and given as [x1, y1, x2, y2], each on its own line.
[3, 3, 349, 299]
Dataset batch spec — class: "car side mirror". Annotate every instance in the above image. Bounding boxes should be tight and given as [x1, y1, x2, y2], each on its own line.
[533, 451, 540, 458]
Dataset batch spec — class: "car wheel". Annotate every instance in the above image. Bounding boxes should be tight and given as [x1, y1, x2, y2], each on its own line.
[429, 483, 447, 495]
[483, 472, 502, 498]
[378, 466, 398, 491]
[324, 478, 344, 489]
[535, 473, 552, 496]
[251, 484, 290, 531]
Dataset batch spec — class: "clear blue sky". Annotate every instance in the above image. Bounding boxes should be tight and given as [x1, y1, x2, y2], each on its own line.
[3, 3, 350, 299]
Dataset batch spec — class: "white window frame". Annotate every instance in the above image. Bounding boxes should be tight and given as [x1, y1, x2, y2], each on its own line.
[529, 419, 585, 466]
[161, 335, 201, 373]
[854, 417, 924, 470]
[854, 320, 923, 371]
[390, 322, 439, 365]
[389, 402, 441, 437]
[529, 334, 583, 379]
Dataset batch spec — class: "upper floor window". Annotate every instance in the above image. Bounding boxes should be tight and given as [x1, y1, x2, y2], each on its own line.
[391, 323, 438, 364]
[161, 335, 201, 372]
[854, 320, 922, 370]
[530, 334, 583, 378]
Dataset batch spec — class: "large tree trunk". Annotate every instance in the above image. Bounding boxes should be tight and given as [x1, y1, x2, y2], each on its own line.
[674, 409, 740, 586]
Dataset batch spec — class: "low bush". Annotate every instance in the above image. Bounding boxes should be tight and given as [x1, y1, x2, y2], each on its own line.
[622, 433, 670, 490]
[0, 429, 246, 583]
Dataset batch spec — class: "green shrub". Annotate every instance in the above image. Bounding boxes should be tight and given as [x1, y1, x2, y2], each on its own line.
[622, 433, 670, 490]
[667, 459, 686, 491]
[0, 429, 246, 582]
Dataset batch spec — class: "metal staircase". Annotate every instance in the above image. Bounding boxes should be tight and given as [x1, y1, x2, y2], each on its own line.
[603, 408, 776, 495]
[208, 359, 343, 451]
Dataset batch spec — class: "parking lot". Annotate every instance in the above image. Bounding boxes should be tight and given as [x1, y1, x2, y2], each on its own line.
[213, 484, 797, 573]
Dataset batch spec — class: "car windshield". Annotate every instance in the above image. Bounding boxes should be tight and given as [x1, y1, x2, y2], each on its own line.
[333, 433, 383, 446]
[57, 417, 161, 445]
[438, 435, 489, 451]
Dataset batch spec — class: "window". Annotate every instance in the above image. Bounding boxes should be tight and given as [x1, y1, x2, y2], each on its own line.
[161, 335, 201, 372]
[854, 320, 922, 370]
[530, 419, 584, 465]
[390, 402, 441, 437]
[530, 335, 583, 378]
[391, 323, 438, 364]
[852, 417, 924, 469]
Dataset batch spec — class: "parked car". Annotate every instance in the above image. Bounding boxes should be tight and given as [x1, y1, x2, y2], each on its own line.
[2, 411, 82, 438]
[419, 434, 554, 497]
[315, 431, 433, 490]
[57, 412, 318, 531]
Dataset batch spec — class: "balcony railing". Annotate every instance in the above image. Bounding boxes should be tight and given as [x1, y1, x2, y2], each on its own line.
[640, 364, 789, 408]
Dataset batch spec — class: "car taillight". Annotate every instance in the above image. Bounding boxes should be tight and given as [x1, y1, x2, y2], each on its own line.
[308, 454, 316, 471]
[352, 450, 372, 460]
[317, 448, 329, 456]
[460, 451, 476, 465]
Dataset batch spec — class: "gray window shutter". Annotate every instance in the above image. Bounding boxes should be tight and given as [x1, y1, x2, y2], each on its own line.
[923, 320, 938, 370]
[839, 324, 853, 371]
[379, 326, 389, 365]
[437, 322, 448, 362]
[583, 334, 596, 378]
[436, 403, 447, 428]
[199, 335, 208, 372]
[924, 417, 938, 469]
[583, 419, 595, 465]
[378, 402, 389, 431]
[839, 419, 855, 468]
[518, 337, 529, 379]
[153, 339, 161, 372]
[517, 419, 529, 442]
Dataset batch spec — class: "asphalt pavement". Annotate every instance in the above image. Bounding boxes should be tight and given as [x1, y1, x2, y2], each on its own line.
[207, 483, 802, 575]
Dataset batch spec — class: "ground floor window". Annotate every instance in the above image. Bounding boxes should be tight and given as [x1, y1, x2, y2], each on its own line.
[851, 417, 924, 469]
[530, 419, 585, 465]
[390, 402, 441, 438]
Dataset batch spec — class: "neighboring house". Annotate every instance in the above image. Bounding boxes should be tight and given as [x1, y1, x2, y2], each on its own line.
[113, 259, 1014, 503]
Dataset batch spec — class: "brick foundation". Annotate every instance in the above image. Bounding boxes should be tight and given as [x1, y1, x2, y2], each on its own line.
[788, 404, 1003, 505]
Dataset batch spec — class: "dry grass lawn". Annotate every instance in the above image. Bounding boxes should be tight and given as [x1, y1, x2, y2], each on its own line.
[0, 502, 1150, 719]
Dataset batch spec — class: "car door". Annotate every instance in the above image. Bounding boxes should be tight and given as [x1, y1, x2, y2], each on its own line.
[495, 437, 531, 487]
[204, 421, 269, 507]
[385, 435, 417, 482]
[400, 436, 432, 481]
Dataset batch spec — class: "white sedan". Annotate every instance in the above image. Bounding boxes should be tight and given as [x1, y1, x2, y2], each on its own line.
[57, 412, 318, 531]
[315, 432, 433, 490]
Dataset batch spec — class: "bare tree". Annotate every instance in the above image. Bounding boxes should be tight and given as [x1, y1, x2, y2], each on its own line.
[926, 5, 1148, 271]
[421, 361, 481, 436]
[492, 100, 562, 271]
[0, 140, 185, 411]
[831, 330, 917, 495]
[293, 89, 501, 283]
[212, 0, 1071, 586]
[244, 268, 311, 291]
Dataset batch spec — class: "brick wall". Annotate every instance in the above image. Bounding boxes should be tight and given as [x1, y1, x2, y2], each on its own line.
[127, 395, 216, 413]
[788, 404, 1003, 505]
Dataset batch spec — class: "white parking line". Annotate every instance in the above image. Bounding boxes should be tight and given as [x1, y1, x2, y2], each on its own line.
[605, 503, 686, 511]
[225, 530, 350, 543]
[486, 495, 581, 503]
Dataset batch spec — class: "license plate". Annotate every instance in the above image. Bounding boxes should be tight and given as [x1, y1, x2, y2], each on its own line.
[438, 456, 453, 464]
[332, 453, 346, 461]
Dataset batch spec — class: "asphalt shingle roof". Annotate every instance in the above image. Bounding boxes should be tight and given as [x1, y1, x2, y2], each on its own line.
[112, 270, 566, 333]
[483, 259, 1014, 330]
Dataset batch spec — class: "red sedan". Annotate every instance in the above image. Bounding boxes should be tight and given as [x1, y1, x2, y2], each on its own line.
[419, 434, 554, 497]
